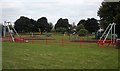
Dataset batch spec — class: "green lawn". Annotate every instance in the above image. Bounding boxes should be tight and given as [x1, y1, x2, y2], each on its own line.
[2, 34, 119, 69]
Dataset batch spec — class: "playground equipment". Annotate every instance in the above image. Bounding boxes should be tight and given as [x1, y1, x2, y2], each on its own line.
[2, 21, 24, 42]
[98, 23, 116, 47]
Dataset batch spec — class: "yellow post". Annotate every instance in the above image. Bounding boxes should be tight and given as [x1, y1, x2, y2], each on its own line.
[64, 34, 66, 37]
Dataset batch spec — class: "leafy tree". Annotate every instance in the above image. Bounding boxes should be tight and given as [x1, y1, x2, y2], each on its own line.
[55, 18, 70, 31]
[76, 24, 88, 35]
[77, 19, 86, 26]
[14, 16, 36, 33]
[47, 22, 53, 32]
[77, 18, 99, 33]
[30, 19, 38, 32]
[98, 2, 120, 47]
[98, 2, 120, 29]
[85, 18, 99, 33]
[76, 24, 85, 32]
[36, 17, 49, 34]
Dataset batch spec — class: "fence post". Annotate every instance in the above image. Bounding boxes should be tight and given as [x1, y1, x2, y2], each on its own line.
[61, 38, 64, 47]
[32, 37, 34, 44]
[46, 37, 48, 45]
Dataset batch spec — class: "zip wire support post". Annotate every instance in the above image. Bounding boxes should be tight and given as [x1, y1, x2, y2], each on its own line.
[3, 21, 20, 42]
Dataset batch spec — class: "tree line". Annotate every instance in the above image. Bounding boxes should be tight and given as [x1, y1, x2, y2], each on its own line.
[14, 1, 120, 39]
[14, 16, 99, 34]
[14, 16, 52, 34]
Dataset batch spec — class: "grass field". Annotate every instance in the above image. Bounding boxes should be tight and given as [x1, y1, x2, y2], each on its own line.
[2, 34, 119, 69]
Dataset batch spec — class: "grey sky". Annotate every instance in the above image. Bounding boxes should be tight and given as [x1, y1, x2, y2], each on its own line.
[1, 0, 103, 25]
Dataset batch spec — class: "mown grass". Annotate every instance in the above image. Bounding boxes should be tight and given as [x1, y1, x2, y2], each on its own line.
[2, 34, 119, 69]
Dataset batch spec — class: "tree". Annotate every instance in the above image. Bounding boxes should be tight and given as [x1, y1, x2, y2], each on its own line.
[30, 19, 38, 32]
[76, 24, 85, 32]
[77, 19, 86, 26]
[55, 18, 70, 31]
[14, 16, 36, 33]
[76, 24, 88, 36]
[85, 18, 99, 33]
[36, 17, 49, 34]
[98, 2, 119, 29]
[77, 18, 99, 33]
[98, 2, 120, 47]
[47, 22, 53, 32]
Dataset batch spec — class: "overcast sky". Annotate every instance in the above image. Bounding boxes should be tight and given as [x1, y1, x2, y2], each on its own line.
[1, 0, 104, 25]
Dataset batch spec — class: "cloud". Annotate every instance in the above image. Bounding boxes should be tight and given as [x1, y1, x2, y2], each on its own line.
[1, 0, 103, 24]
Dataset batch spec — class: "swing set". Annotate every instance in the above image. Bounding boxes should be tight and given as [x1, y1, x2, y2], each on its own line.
[98, 23, 116, 47]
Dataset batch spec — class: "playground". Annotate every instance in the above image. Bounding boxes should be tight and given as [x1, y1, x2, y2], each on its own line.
[2, 22, 119, 48]
[1, 22, 119, 69]
[2, 33, 119, 69]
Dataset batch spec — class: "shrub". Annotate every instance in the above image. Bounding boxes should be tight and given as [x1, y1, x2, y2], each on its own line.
[77, 29, 88, 36]
[55, 27, 67, 34]
[76, 24, 85, 32]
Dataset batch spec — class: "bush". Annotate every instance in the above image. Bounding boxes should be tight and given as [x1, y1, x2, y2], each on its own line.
[76, 24, 85, 32]
[77, 29, 88, 36]
[55, 27, 67, 34]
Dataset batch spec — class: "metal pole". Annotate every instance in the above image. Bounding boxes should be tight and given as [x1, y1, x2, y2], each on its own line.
[111, 24, 112, 43]
[114, 23, 116, 43]
[3, 21, 6, 37]
[103, 24, 113, 43]
[7, 22, 15, 42]
[12, 25, 19, 37]
[99, 24, 111, 40]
